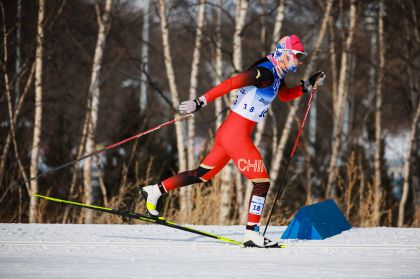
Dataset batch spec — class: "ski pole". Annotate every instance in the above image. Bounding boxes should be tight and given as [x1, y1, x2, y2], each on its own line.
[19, 113, 194, 187]
[263, 79, 321, 236]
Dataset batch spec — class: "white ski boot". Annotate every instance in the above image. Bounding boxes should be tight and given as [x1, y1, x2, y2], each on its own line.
[140, 184, 166, 216]
[243, 225, 279, 248]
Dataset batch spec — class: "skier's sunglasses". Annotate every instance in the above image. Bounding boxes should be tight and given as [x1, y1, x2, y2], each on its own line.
[282, 49, 307, 61]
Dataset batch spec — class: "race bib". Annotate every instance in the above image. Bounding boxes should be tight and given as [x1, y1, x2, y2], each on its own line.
[249, 195, 265, 215]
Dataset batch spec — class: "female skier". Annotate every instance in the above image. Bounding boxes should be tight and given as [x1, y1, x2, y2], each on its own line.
[140, 35, 325, 248]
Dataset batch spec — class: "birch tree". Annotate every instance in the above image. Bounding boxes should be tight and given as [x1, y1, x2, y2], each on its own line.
[214, 0, 224, 129]
[326, 0, 357, 197]
[28, 0, 45, 223]
[219, 0, 249, 224]
[158, 0, 189, 221]
[187, 0, 206, 170]
[185, 0, 206, 218]
[232, 0, 248, 76]
[398, 100, 420, 227]
[213, 0, 234, 224]
[83, 0, 112, 224]
[374, 0, 385, 226]
[398, 0, 420, 227]
[139, 0, 150, 113]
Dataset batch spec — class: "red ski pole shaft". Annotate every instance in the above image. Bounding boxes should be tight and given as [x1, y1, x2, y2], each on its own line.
[290, 82, 318, 158]
[19, 113, 194, 186]
[263, 80, 320, 236]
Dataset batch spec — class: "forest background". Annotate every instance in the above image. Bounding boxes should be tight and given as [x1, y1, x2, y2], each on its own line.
[0, 0, 419, 228]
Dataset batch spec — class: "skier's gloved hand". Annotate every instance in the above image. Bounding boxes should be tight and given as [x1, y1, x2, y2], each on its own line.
[301, 71, 326, 94]
[179, 96, 207, 114]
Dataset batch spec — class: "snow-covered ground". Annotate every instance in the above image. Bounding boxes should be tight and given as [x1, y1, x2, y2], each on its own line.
[1, 224, 419, 279]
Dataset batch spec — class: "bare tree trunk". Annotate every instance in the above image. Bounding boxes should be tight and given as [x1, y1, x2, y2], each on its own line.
[399, 100, 420, 227]
[230, 0, 249, 223]
[374, 0, 385, 226]
[139, 0, 150, 113]
[0, 2, 33, 183]
[83, 0, 112, 224]
[269, 0, 333, 197]
[0, 62, 35, 183]
[28, 0, 45, 223]
[62, 112, 89, 223]
[158, 0, 188, 221]
[325, 0, 357, 197]
[184, 0, 206, 218]
[187, 0, 206, 170]
[328, 16, 338, 111]
[272, 0, 286, 43]
[1, 2, 32, 208]
[219, 165, 232, 224]
[232, 0, 248, 76]
[214, 0, 224, 129]
[398, 1, 420, 226]
[214, 0, 233, 224]
[15, 0, 22, 103]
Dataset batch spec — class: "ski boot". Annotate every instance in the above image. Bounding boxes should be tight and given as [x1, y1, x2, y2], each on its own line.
[243, 224, 279, 248]
[139, 184, 167, 216]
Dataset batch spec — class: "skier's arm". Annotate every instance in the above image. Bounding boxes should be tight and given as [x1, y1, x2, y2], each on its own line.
[203, 67, 273, 103]
[278, 71, 326, 102]
[277, 82, 303, 102]
[179, 67, 273, 114]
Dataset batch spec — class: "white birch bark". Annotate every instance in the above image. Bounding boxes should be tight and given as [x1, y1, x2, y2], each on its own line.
[187, 0, 206, 170]
[214, 0, 224, 129]
[232, 0, 248, 76]
[328, 17, 338, 112]
[158, 0, 189, 221]
[272, 0, 286, 44]
[374, 0, 385, 226]
[219, 161, 233, 224]
[28, 0, 45, 223]
[230, 0, 249, 224]
[325, 0, 357, 197]
[15, 0, 22, 103]
[184, 0, 206, 218]
[398, 99, 420, 227]
[398, 1, 420, 226]
[269, 0, 333, 197]
[83, 0, 112, 224]
[139, 0, 150, 113]
[214, 0, 233, 224]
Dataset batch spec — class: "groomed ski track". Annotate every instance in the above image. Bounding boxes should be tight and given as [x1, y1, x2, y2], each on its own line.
[1, 224, 420, 278]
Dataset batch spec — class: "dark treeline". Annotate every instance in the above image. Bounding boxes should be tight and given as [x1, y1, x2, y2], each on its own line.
[0, 0, 419, 227]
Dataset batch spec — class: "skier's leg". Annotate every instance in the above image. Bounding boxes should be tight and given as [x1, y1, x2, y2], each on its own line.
[161, 143, 230, 191]
[226, 139, 277, 247]
[141, 143, 230, 216]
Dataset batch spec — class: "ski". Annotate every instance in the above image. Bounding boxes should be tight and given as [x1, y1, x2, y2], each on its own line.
[34, 194, 286, 248]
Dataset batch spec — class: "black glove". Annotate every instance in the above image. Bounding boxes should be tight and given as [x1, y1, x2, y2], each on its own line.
[301, 71, 326, 93]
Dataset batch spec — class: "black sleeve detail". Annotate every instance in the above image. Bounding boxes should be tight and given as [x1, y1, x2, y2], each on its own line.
[253, 67, 274, 88]
[247, 57, 270, 70]
[196, 166, 211, 177]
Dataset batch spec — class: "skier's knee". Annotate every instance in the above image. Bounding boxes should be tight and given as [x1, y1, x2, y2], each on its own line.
[187, 166, 211, 182]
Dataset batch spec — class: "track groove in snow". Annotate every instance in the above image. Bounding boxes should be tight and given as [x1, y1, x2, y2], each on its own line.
[1, 224, 419, 278]
[2, 241, 419, 250]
